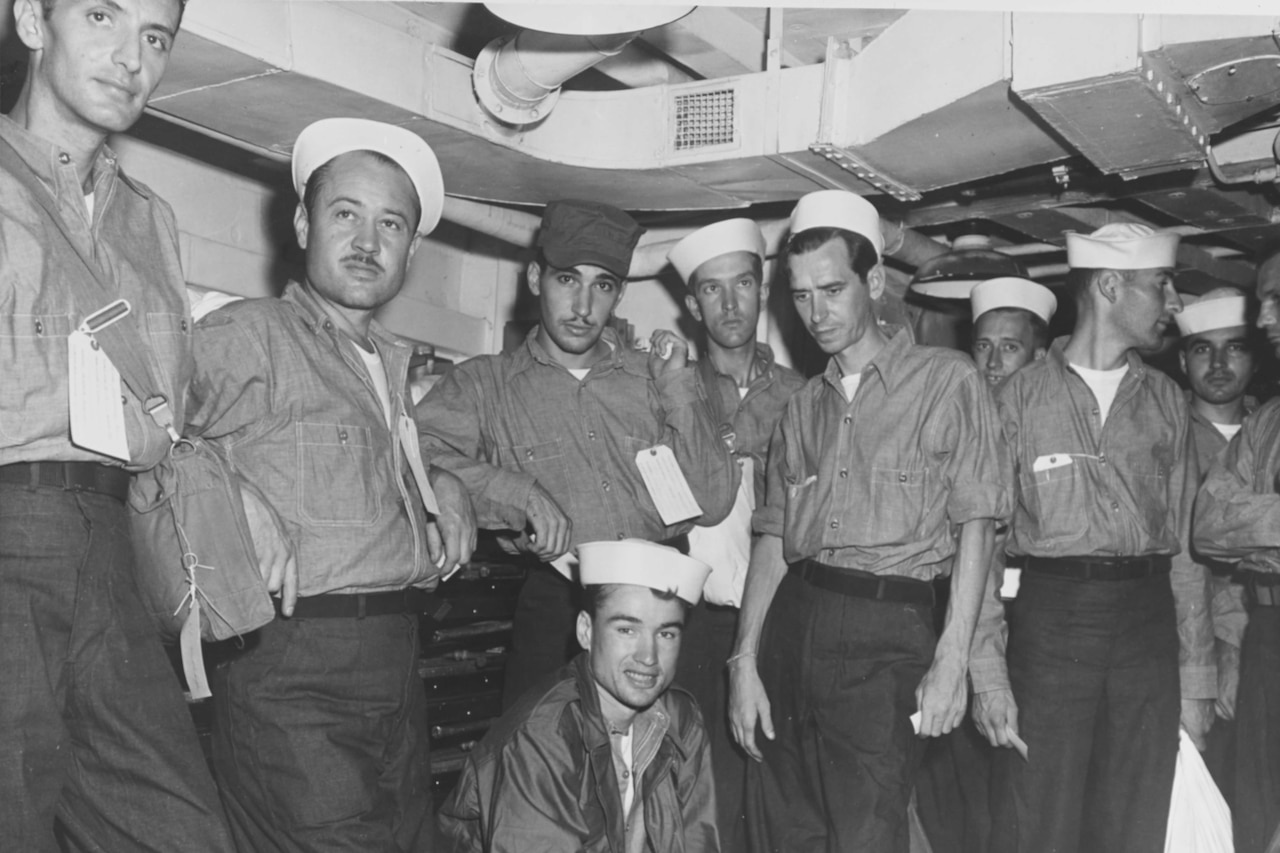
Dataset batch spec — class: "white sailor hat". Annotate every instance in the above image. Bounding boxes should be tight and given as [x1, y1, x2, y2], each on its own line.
[576, 539, 712, 606]
[1065, 222, 1179, 271]
[1175, 287, 1249, 337]
[789, 190, 884, 259]
[668, 218, 766, 286]
[971, 277, 1058, 324]
[292, 118, 445, 235]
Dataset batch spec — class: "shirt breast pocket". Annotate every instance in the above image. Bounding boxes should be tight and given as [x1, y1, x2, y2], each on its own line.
[507, 437, 567, 499]
[1019, 460, 1087, 547]
[296, 422, 382, 526]
[864, 467, 927, 543]
[0, 312, 74, 443]
[145, 312, 191, 399]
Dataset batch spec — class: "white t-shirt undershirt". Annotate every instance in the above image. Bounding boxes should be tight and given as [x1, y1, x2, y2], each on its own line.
[568, 368, 591, 381]
[1214, 422, 1243, 441]
[1071, 363, 1128, 427]
[840, 374, 863, 404]
[84, 191, 95, 221]
[354, 342, 393, 427]
[619, 726, 635, 814]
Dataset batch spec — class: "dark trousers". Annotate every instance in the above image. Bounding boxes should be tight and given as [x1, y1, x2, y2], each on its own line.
[745, 573, 936, 853]
[1234, 607, 1280, 853]
[0, 484, 234, 853]
[914, 712, 994, 853]
[990, 571, 1180, 853]
[212, 611, 432, 852]
[502, 566, 580, 709]
[676, 599, 748, 849]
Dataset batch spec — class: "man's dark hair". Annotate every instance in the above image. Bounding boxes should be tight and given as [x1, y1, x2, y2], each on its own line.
[981, 307, 1050, 351]
[785, 227, 878, 282]
[581, 584, 689, 620]
[302, 151, 422, 231]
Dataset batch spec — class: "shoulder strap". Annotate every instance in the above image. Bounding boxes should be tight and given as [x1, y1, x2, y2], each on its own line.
[0, 136, 177, 437]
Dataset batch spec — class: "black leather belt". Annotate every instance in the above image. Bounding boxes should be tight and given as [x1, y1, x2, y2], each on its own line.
[282, 587, 450, 620]
[790, 559, 935, 606]
[1242, 572, 1280, 608]
[1023, 555, 1171, 582]
[0, 461, 131, 502]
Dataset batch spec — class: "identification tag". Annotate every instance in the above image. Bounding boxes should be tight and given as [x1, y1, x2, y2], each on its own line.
[68, 299, 132, 462]
[635, 444, 703, 526]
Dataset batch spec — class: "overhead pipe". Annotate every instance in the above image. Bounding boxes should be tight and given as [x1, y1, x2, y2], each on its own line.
[473, 5, 695, 127]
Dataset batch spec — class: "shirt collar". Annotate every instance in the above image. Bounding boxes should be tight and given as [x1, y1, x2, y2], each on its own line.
[1045, 336, 1150, 382]
[571, 653, 683, 759]
[696, 341, 778, 389]
[511, 325, 643, 380]
[821, 325, 915, 394]
[0, 113, 141, 200]
[281, 280, 403, 351]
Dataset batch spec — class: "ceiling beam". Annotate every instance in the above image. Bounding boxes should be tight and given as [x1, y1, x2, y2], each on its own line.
[639, 7, 802, 79]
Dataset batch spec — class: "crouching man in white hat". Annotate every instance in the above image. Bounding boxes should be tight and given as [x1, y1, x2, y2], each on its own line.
[728, 190, 1010, 851]
[988, 223, 1215, 853]
[437, 539, 720, 853]
[183, 118, 477, 851]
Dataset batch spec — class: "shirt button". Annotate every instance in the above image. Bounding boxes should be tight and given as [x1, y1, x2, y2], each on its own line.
[1099, 454, 1107, 465]
[338, 431, 349, 443]
[525, 449, 535, 460]
[34, 320, 44, 335]
[843, 416, 852, 425]
[323, 320, 333, 331]
[1111, 501, 1120, 511]
[59, 152, 70, 165]
[898, 473, 908, 483]
[1092, 407, 1100, 416]
[601, 480, 611, 491]
[839, 469, 848, 478]
[181, 320, 189, 332]
[617, 532, 626, 540]
[588, 431, 596, 440]
[830, 519, 839, 529]
[622, 769, 630, 779]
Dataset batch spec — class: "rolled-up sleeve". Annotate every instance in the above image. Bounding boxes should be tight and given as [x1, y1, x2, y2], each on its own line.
[935, 371, 1012, 526]
[1194, 417, 1280, 560]
[752, 416, 790, 541]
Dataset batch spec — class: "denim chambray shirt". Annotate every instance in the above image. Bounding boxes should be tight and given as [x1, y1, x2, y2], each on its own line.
[185, 283, 435, 596]
[997, 339, 1215, 699]
[416, 326, 738, 545]
[0, 115, 191, 470]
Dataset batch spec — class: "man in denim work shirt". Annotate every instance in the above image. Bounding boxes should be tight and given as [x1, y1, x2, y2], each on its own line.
[1194, 247, 1280, 853]
[987, 223, 1215, 853]
[728, 190, 1009, 852]
[0, 1, 236, 850]
[184, 118, 475, 852]
[418, 200, 738, 709]
[666, 217, 805, 846]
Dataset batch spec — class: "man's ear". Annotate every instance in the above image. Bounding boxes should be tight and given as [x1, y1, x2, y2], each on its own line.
[1033, 346, 1048, 362]
[527, 261, 542, 297]
[866, 264, 886, 302]
[1178, 349, 1188, 376]
[685, 292, 703, 323]
[1096, 269, 1123, 305]
[406, 232, 424, 264]
[13, 0, 46, 52]
[575, 610, 593, 653]
[293, 203, 310, 252]
[613, 279, 627, 310]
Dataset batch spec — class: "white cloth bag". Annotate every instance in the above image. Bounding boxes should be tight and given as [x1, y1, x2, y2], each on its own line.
[1164, 728, 1232, 853]
[687, 458, 753, 607]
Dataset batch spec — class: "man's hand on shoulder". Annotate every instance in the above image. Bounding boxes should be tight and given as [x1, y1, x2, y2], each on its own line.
[647, 330, 689, 380]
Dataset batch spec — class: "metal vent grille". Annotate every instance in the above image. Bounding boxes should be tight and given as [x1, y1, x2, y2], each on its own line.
[673, 89, 736, 151]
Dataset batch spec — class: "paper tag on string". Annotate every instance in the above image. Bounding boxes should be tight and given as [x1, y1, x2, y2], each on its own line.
[68, 329, 131, 461]
[398, 413, 439, 514]
[179, 597, 211, 701]
[550, 551, 579, 582]
[635, 445, 702, 526]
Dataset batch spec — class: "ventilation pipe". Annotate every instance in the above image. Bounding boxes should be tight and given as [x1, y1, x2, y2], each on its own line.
[474, 4, 695, 126]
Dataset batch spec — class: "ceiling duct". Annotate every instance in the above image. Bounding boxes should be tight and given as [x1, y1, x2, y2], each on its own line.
[473, 4, 694, 126]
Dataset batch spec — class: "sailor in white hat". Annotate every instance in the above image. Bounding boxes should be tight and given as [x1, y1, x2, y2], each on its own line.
[438, 539, 718, 851]
[969, 277, 1058, 390]
[1177, 288, 1256, 445]
[984, 220, 1214, 853]
[668, 219, 805, 841]
[728, 190, 1007, 849]
[185, 117, 475, 850]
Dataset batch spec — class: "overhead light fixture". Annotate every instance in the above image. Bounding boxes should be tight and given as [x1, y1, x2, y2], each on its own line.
[474, 4, 695, 126]
[908, 235, 1029, 300]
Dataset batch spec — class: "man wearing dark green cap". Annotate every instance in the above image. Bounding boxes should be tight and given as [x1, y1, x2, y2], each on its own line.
[418, 199, 739, 706]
